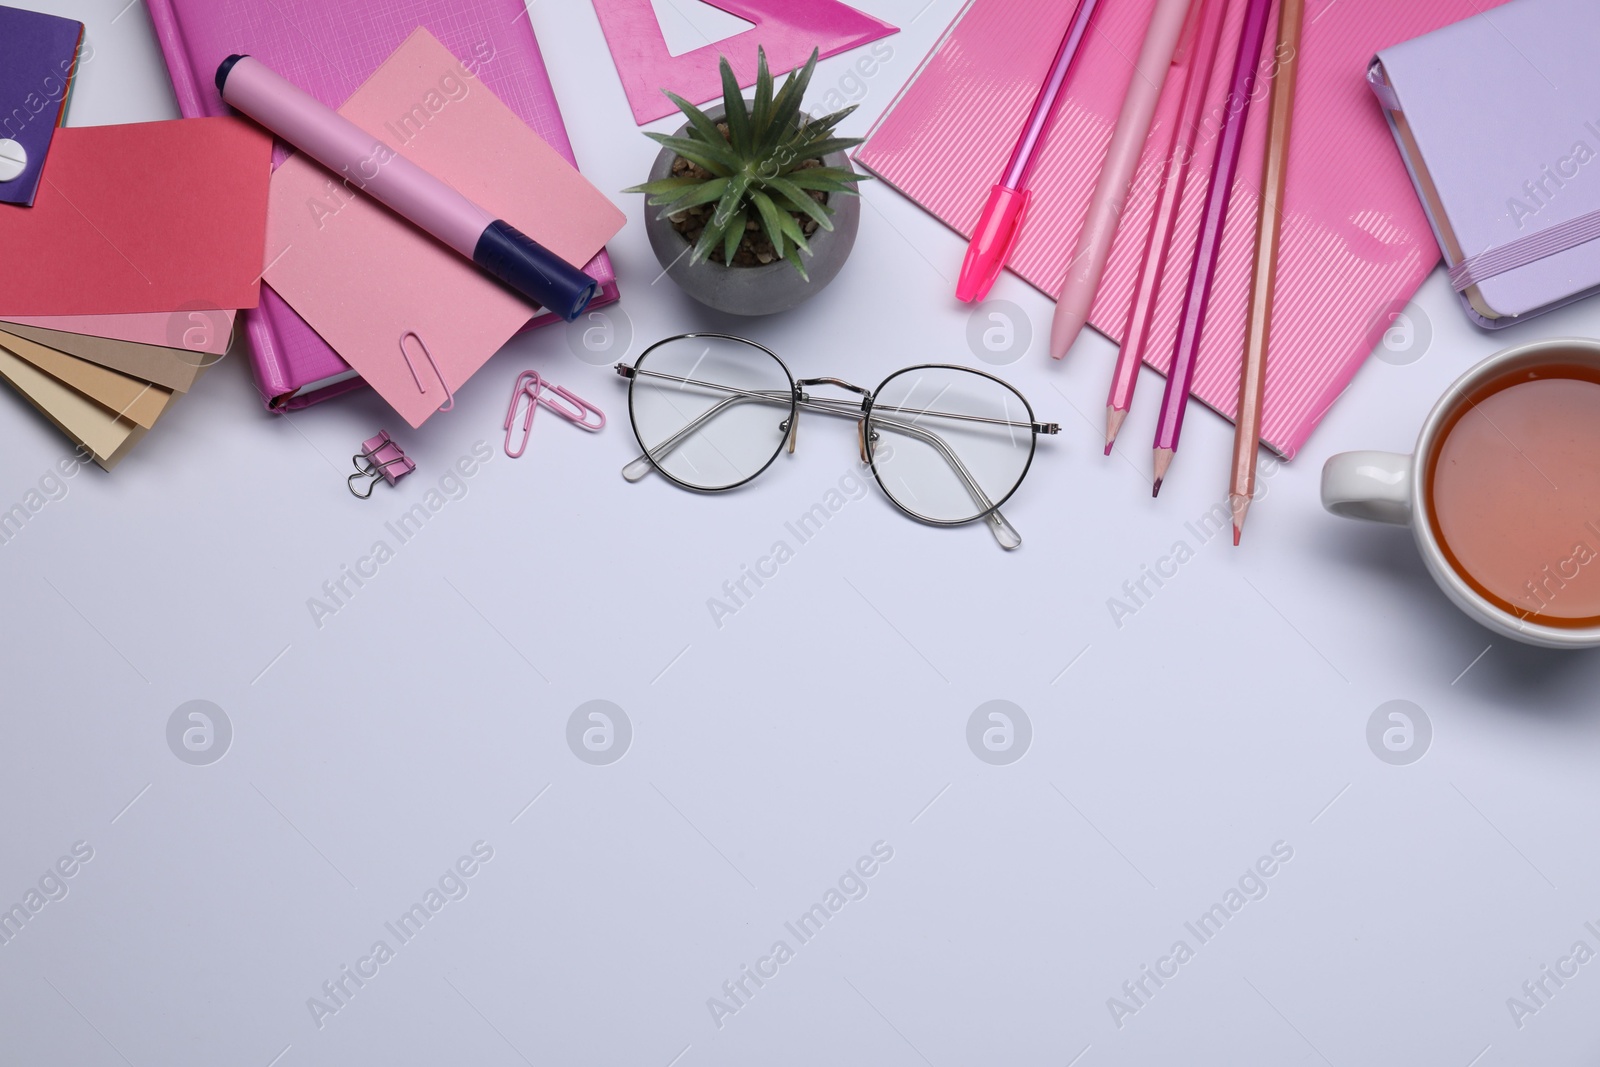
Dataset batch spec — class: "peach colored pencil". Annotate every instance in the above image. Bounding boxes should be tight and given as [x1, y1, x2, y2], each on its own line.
[1230, 0, 1305, 543]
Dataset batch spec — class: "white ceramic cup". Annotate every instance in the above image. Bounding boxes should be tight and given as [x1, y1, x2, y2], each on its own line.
[1321, 336, 1600, 649]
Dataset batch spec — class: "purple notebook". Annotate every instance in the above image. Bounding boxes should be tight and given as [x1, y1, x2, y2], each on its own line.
[1371, 0, 1597, 328]
[0, 5, 83, 208]
[144, 0, 620, 409]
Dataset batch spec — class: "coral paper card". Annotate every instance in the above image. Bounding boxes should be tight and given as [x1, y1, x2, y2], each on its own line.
[858, 0, 1501, 458]
[262, 29, 626, 428]
[0, 118, 272, 317]
[0, 4, 83, 207]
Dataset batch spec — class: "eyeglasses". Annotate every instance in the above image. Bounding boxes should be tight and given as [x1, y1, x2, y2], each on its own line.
[615, 334, 1059, 549]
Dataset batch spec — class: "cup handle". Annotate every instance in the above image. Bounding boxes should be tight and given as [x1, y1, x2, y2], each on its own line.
[1321, 450, 1414, 526]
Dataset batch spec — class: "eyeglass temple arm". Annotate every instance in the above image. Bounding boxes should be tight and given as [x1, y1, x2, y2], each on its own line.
[865, 414, 1021, 550]
[620, 365, 1057, 434]
[619, 377, 1022, 550]
[620, 388, 793, 482]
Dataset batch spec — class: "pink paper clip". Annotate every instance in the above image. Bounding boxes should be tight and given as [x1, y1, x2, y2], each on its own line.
[503, 371, 605, 458]
[400, 330, 454, 414]
[348, 431, 416, 498]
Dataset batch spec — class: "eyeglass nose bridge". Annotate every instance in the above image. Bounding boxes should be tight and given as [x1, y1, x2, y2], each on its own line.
[796, 376, 871, 397]
[791, 378, 874, 456]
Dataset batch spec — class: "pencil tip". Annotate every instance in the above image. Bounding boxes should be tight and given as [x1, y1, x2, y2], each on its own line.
[1151, 478, 1162, 498]
[1229, 493, 1252, 545]
[1151, 447, 1174, 492]
[1104, 407, 1126, 456]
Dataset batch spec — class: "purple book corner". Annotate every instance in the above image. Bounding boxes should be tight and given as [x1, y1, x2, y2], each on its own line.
[0, 5, 85, 208]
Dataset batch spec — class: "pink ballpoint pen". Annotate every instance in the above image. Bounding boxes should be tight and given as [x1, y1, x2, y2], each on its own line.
[1151, 0, 1275, 495]
[1104, 0, 1231, 453]
[955, 0, 1102, 303]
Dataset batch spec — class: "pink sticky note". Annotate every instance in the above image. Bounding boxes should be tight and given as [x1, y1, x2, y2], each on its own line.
[263, 28, 625, 428]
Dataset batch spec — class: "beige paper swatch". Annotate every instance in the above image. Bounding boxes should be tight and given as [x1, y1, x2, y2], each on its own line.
[0, 346, 148, 469]
[0, 329, 172, 429]
[0, 320, 212, 393]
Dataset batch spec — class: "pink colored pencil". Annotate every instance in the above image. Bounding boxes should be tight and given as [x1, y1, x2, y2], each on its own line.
[1050, 0, 1196, 361]
[1104, 0, 1231, 454]
[1151, 0, 1276, 495]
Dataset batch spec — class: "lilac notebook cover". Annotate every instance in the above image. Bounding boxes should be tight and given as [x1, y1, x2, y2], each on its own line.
[1375, 0, 1600, 326]
[0, 5, 83, 207]
[143, 0, 619, 409]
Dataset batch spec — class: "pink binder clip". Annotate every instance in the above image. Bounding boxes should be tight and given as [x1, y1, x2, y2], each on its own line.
[503, 371, 605, 459]
[348, 431, 416, 498]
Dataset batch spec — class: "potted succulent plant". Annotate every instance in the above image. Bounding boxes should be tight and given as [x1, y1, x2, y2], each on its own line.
[626, 48, 867, 316]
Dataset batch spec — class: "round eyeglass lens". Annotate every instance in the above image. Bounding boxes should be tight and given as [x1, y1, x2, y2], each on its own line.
[867, 366, 1036, 523]
[629, 335, 795, 490]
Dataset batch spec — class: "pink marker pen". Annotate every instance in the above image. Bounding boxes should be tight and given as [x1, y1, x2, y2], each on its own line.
[955, 0, 1101, 304]
[217, 54, 598, 321]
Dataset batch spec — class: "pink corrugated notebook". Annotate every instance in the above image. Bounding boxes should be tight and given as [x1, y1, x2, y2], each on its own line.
[143, 0, 620, 411]
[858, 0, 1500, 458]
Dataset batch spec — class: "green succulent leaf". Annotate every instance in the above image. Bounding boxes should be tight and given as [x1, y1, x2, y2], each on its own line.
[783, 243, 811, 281]
[765, 176, 835, 232]
[761, 49, 818, 153]
[721, 205, 749, 265]
[750, 48, 774, 145]
[773, 204, 813, 257]
[748, 188, 791, 262]
[653, 177, 731, 218]
[623, 175, 702, 197]
[780, 169, 866, 194]
[663, 91, 726, 148]
[637, 47, 869, 277]
[786, 137, 865, 162]
[718, 56, 753, 156]
[786, 47, 820, 99]
[643, 132, 737, 176]
[691, 174, 752, 264]
[777, 179, 859, 198]
[691, 213, 730, 266]
[795, 105, 859, 136]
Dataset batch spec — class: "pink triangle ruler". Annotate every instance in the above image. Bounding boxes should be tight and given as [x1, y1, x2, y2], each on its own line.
[591, 0, 898, 124]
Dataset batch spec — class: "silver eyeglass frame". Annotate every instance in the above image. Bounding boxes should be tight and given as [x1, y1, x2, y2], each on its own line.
[615, 333, 1059, 550]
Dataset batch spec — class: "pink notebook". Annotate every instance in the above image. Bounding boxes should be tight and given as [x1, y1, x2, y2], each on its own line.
[144, 0, 620, 411]
[858, 0, 1498, 458]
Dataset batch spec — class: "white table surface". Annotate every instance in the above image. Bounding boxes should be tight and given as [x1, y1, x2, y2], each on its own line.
[4, 1, 1599, 1065]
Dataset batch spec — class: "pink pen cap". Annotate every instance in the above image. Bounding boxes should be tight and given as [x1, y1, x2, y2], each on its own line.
[956, 185, 1031, 303]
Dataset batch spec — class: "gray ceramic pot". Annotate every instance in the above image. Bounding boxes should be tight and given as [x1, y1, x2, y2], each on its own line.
[642, 107, 861, 317]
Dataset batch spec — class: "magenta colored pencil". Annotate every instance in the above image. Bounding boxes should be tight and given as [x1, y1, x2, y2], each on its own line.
[1150, 0, 1276, 495]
